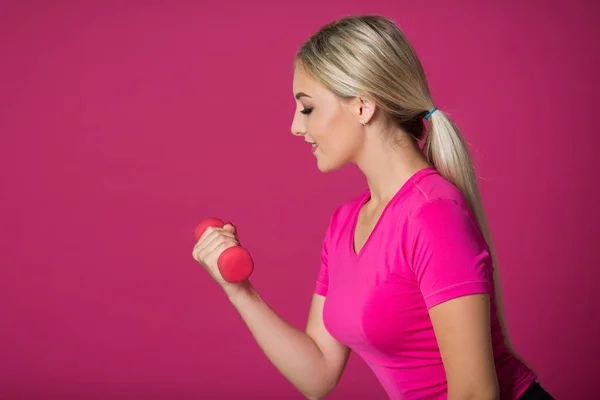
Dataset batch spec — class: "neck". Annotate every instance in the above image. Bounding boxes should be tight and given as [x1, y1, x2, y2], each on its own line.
[354, 129, 431, 208]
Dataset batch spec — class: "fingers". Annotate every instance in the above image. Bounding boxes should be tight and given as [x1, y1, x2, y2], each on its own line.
[203, 237, 239, 256]
[192, 226, 239, 264]
[192, 237, 239, 267]
[223, 223, 236, 235]
[195, 226, 237, 249]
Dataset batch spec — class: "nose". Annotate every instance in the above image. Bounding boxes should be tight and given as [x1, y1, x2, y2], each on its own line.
[290, 111, 306, 137]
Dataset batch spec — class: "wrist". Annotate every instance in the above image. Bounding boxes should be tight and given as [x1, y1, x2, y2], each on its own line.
[222, 280, 255, 303]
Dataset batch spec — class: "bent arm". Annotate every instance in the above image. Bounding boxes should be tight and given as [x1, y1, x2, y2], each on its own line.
[225, 283, 350, 399]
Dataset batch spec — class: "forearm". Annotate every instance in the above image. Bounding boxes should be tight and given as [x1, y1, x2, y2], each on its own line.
[224, 282, 336, 398]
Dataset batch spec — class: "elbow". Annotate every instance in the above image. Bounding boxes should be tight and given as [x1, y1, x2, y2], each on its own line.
[483, 382, 501, 400]
[299, 352, 344, 400]
[475, 392, 499, 400]
[302, 390, 324, 400]
[302, 391, 326, 400]
[481, 392, 500, 400]
[468, 390, 499, 400]
[449, 384, 499, 400]
[301, 379, 338, 400]
[450, 392, 498, 400]
[302, 386, 334, 400]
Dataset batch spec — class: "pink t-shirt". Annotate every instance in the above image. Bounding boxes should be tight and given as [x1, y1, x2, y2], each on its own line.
[315, 167, 536, 399]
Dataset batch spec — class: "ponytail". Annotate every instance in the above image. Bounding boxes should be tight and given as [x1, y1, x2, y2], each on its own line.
[424, 110, 513, 345]
[423, 110, 481, 220]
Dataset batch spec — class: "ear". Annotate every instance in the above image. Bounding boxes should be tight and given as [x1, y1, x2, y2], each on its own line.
[357, 95, 376, 126]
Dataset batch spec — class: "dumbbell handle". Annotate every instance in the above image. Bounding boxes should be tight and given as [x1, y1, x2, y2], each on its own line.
[194, 218, 254, 283]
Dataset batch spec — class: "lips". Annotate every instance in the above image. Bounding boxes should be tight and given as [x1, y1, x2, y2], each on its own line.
[305, 140, 318, 153]
[306, 141, 318, 152]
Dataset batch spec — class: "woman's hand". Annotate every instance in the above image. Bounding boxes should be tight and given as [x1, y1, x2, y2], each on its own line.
[192, 223, 243, 289]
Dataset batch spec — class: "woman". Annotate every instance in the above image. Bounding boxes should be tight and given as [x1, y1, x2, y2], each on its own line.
[192, 15, 554, 400]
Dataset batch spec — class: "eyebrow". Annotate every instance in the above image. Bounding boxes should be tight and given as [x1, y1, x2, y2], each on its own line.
[295, 92, 312, 100]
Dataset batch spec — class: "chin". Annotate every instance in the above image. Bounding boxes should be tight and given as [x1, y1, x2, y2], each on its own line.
[316, 157, 345, 173]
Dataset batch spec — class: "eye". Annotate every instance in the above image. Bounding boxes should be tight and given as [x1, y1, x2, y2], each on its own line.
[300, 108, 313, 115]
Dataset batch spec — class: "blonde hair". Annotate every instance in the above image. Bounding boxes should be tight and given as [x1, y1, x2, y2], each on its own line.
[296, 15, 511, 342]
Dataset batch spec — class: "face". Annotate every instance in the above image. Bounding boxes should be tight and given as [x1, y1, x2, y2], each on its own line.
[291, 66, 370, 172]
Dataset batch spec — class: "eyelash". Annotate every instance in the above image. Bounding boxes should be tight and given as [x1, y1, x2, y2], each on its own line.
[300, 108, 313, 115]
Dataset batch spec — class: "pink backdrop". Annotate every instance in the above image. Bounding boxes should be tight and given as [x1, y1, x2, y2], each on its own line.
[1, 1, 598, 399]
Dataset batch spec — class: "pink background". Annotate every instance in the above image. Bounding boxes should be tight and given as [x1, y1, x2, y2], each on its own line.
[1, 1, 598, 399]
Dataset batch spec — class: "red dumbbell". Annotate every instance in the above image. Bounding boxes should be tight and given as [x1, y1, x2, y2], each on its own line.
[194, 218, 254, 283]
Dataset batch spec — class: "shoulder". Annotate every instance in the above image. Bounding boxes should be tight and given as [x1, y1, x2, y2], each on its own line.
[386, 168, 471, 222]
[383, 170, 486, 260]
[402, 174, 489, 264]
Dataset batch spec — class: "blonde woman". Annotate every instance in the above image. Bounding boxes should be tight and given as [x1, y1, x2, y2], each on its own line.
[193, 15, 554, 400]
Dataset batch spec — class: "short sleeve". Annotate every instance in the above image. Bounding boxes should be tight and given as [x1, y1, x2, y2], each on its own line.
[315, 207, 341, 297]
[314, 233, 330, 296]
[407, 198, 493, 309]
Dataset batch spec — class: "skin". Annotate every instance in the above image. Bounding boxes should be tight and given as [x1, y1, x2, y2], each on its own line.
[192, 66, 500, 399]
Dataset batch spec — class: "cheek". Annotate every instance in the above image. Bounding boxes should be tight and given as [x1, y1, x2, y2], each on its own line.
[327, 116, 360, 153]
[310, 114, 332, 143]
[315, 109, 349, 147]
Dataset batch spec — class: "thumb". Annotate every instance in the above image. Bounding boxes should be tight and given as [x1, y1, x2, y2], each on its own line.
[223, 223, 237, 234]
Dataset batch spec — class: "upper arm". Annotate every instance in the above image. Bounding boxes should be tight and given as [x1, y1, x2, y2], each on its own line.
[305, 208, 350, 394]
[408, 198, 499, 398]
[429, 294, 499, 398]
[305, 293, 351, 392]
